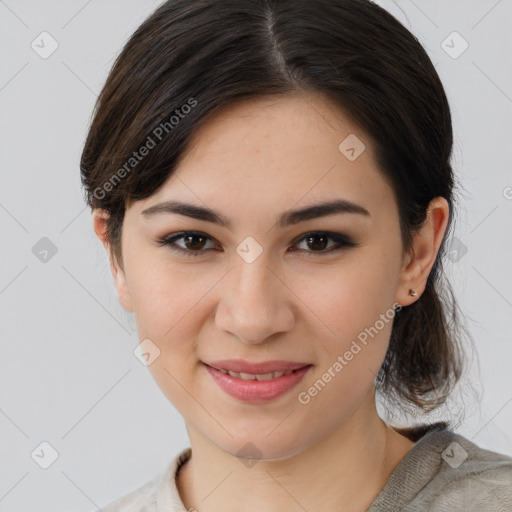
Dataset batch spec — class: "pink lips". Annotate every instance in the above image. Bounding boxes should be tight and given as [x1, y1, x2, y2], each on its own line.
[203, 360, 312, 404]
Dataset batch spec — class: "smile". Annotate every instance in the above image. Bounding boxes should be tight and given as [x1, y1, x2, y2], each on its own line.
[203, 362, 313, 403]
[208, 366, 296, 381]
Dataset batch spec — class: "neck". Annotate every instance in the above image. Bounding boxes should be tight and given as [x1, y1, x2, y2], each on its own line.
[177, 391, 414, 512]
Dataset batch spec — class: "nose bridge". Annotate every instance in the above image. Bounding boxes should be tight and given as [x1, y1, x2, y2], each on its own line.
[236, 256, 274, 308]
[216, 248, 294, 344]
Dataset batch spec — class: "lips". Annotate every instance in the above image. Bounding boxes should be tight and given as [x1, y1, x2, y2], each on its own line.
[204, 359, 311, 375]
[203, 362, 312, 403]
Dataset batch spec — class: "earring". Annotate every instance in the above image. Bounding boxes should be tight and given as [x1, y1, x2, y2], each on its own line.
[409, 289, 418, 297]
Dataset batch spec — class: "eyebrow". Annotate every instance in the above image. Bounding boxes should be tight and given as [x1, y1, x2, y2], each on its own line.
[141, 199, 370, 229]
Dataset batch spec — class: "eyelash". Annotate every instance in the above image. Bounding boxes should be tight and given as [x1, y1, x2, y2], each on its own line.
[156, 230, 358, 257]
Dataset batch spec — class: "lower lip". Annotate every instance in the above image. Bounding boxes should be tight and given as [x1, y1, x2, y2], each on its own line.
[204, 363, 312, 404]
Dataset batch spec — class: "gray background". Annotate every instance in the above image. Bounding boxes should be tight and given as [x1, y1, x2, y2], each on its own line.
[0, 0, 511, 510]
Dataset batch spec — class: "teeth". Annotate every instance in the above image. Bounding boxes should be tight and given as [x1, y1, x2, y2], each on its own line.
[258, 371, 283, 381]
[223, 369, 295, 380]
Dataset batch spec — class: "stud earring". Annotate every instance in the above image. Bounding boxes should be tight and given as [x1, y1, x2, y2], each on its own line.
[409, 289, 418, 297]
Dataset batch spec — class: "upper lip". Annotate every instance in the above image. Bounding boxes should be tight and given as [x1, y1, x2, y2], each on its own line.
[204, 359, 311, 374]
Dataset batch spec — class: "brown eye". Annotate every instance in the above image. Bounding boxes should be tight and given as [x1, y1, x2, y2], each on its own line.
[183, 233, 208, 251]
[157, 230, 357, 257]
[292, 231, 357, 254]
[157, 231, 217, 257]
[304, 233, 329, 251]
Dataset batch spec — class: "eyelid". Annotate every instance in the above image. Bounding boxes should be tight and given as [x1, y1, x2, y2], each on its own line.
[156, 231, 219, 253]
[156, 230, 357, 257]
[290, 231, 356, 249]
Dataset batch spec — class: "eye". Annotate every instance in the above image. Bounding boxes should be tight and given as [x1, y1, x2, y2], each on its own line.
[156, 231, 219, 257]
[290, 231, 357, 255]
[157, 230, 357, 257]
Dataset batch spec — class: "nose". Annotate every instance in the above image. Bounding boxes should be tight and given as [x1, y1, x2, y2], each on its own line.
[215, 253, 295, 344]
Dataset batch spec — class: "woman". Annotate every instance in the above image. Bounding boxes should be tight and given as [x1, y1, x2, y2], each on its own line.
[80, 0, 512, 510]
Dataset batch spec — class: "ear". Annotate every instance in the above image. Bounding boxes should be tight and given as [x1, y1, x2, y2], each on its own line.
[92, 209, 134, 312]
[396, 197, 450, 306]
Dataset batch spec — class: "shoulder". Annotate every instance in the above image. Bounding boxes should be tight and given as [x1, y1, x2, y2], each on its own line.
[410, 428, 512, 511]
[370, 422, 512, 511]
[98, 473, 160, 512]
[95, 447, 191, 512]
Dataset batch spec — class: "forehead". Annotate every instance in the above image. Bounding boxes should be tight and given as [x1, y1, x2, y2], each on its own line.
[178, 92, 373, 169]
[129, 92, 397, 225]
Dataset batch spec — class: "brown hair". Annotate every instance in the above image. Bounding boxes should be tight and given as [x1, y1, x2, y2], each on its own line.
[80, 0, 473, 417]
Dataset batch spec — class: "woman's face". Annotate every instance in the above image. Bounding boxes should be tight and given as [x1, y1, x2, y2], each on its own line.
[105, 92, 417, 459]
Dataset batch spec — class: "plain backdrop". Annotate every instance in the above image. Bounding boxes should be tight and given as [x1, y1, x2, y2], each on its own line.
[1, 0, 511, 510]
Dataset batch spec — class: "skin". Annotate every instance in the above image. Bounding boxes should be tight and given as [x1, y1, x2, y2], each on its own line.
[93, 91, 449, 512]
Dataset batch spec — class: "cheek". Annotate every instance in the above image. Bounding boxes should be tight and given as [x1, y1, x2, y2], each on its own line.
[298, 256, 394, 341]
[127, 255, 211, 338]
[294, 257, 397, 390]
[292, 272, 395, 427]
[127, 261, 215, 409]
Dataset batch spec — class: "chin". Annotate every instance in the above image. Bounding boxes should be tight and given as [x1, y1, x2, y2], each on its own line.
[207, 426, 312, 464]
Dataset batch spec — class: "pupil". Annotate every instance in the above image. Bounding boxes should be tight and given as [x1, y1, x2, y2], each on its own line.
[187, 234, 205, 250]
[308, 234, 327, 251]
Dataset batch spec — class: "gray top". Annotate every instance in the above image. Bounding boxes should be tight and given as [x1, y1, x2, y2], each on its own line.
[99, 422, 512, 511]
